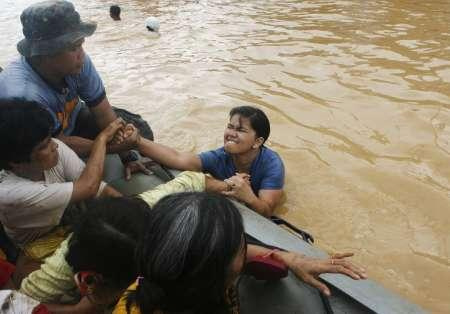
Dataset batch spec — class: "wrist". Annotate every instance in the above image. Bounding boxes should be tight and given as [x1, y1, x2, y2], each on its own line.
[245, 193, 259, 207]
[96, 134, 108, 144]
[273, 251, 297, 267]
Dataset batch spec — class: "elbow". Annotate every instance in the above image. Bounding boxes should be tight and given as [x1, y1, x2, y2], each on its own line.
[80, 180, 101, 199]
[86, 182, 101, 198]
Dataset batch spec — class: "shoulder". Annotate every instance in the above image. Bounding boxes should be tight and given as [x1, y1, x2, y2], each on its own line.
[0, 58, 50, 102]
[261, 147, 284, 166]
[0, 172, 39, 204]
[200, 147, 227, 158]
[52, 138, 84, 171]
[78, 54, 96, 78]
[199, 147, 228, 163]
[54, 138, 73, 154]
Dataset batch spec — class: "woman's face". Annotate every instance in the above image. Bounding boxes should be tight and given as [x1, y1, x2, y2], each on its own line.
[223, 114, 262, 154]
[30, 137, 59, 170]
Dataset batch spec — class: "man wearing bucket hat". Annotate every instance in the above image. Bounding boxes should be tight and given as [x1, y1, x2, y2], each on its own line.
[0, 0, 153, 178]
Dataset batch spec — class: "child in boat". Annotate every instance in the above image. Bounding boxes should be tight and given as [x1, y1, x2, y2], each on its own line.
[123, 106, 285, 217]
[0, 99, 125, 283]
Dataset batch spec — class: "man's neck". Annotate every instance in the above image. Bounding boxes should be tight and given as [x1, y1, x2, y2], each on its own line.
[29, 59, 65, 89]
[231, 148, 260, 173]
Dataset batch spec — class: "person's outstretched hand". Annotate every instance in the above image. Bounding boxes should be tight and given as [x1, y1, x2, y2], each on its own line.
[273, 251, 367, 296]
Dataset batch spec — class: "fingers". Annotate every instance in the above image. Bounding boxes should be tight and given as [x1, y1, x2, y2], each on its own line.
[225, 176, 246, 188]
[110, 117, 125, 130]
[323, 259, 366, 280]
[332, 252, 354, 259]
[235, 172, 250, 180]
[125, 166, 132, 181]
[136, 161, 152, 175]
[305, 276, 331, 296]
[221, 190, 235, 197]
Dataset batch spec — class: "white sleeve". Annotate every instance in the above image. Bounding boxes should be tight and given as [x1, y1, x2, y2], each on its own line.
[4, 181, 73, 229]
[55, 139, 107, 196]
[54, 139, 86, 181]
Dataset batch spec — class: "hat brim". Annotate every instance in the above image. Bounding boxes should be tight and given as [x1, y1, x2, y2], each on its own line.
[17, 21, 97, 57]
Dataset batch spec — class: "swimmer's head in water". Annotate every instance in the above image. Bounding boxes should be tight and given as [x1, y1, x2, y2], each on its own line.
[110, 5, 121, 20]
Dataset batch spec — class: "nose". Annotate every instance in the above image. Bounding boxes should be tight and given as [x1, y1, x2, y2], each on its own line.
[225, 128, 237, 138]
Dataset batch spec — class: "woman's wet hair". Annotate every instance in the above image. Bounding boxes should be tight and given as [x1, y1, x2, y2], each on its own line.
[66, 197, 151, 293]
[126, 192, 245, 314]
[229, 106, 270, 143]
[0, 98, 54, 170]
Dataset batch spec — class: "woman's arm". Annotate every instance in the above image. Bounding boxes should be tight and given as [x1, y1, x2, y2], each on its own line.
[222, 175, 282, 217]
[137, 138, 202, 171]
[246, 245, 367, 296]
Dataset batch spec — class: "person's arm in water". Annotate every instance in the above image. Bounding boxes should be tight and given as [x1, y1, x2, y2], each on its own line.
[246, 245, 367, 296]
[70, 118, 124, 203]
[222, 174, 282, 217]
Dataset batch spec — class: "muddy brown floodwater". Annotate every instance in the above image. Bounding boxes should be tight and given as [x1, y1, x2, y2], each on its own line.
[1, 0, 449, 312]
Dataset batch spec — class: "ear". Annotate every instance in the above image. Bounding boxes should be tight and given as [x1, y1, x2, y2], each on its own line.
[252, 137, 264, 149]
[74, 271, 100, 296]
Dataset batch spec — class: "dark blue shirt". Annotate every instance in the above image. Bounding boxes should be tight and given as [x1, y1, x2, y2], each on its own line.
[0, 55, 105, 135]
[199, 146, 284, 194]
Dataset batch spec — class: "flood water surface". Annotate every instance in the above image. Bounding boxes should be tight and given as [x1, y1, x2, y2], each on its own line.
[1, 0, 449, 312]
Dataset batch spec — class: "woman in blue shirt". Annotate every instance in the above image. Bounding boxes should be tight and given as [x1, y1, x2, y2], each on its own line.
[134, 106, 285, 217]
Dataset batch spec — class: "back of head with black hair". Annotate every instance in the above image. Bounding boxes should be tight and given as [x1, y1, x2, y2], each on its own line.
[126, 192, 245, 314]
[110, 5, 121, 18]
[66, 197, 151, 292]
[0, 98, 54, 170]
[229, 106, 271, 143]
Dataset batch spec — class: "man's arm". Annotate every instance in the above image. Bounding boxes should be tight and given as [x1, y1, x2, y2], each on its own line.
[57, 98, 128, 157]
[89, 97, 117, 130]
[100, 185, 122, 197]
[57, 98, 115, 158]
[137, 138, 203, 171]
[56, 134, 94, 157]
[205, 176, 230, 193]
[246, 189, 283, 217]
[70, 119, 124, 203]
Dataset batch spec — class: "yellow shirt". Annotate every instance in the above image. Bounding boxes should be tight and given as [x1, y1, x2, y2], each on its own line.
[112, 282, 140, 314]
[20, 171, 206, 303]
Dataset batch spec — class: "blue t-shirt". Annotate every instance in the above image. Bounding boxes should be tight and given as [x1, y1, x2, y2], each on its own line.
[0, 55, 106, 135]
[199, 146, 285, 194]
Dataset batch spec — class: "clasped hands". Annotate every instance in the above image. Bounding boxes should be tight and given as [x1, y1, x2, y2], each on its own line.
[101, 119, 153, 180]
[223, 173, 256, 204]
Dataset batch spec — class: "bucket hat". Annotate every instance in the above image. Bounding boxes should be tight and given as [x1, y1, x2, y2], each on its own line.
[17, 0, 96, 57]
